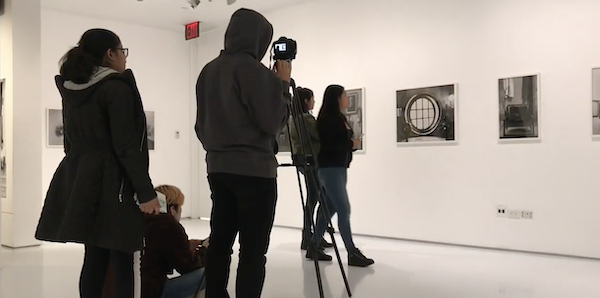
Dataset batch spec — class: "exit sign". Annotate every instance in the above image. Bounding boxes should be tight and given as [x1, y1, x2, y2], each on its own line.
[185, 22, 200, 40]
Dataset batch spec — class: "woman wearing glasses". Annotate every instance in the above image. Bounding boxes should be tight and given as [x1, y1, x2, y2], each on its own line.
[35, 29, 161, 298]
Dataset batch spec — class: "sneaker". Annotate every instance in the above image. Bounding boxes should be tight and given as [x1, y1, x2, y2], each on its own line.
[306, 248, 333, 261]
[348, 249, 374, 267]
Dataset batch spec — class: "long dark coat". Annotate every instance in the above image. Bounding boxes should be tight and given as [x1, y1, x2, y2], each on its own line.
[35, 70, 157, 252]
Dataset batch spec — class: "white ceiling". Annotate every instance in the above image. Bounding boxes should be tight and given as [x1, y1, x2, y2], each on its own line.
[41, 0, 310, 33]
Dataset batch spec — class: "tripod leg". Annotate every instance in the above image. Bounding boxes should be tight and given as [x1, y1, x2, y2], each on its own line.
[325, 227, 352, 297]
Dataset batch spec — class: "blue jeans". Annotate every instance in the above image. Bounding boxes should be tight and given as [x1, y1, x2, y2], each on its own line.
[312, 167, 357, 254]
[161, 268, 206, 298]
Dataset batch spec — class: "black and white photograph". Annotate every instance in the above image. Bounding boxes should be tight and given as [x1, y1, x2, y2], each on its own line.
[145, 111, 155, 150]
[592, 68, 600, 135]
[47, 109, 64, 147]
[343, 88, 365, 151]
[498, 75, 539, 139]
[276, 125, 291, 153]
[396, 84, 456, 144]
[0, 79, 5, 198]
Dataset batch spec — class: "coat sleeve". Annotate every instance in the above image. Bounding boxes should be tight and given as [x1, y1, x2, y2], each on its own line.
[62, 108, 71, 155]
[235, 59, 290, 135]
[105, 81, 156, 203]
[166, 222, 204, 274]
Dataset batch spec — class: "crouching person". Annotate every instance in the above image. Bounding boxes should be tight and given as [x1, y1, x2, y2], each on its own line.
[102, 184, 208, 298]
[142, 185, 209, 298]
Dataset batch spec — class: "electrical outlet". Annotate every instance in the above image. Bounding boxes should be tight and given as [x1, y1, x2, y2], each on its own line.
[496, 205, 508, 217]
[508, 210, 521, 219]
[175, 131, 180, 139]
[522, 211, 533, 219]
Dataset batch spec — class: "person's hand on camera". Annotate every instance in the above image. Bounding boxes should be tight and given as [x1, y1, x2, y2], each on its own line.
[139, 198, 161, 215]
[352, 138, 361, 149]
[274, 60, 291, 83]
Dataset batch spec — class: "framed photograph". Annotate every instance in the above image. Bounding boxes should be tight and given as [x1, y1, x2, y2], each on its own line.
[0, 79, 5, 199]
[46, 109, 64, 148]
[276, 125, 291, 154]
[343, 88, 365, 152]
[145, 111, 155, 150]
[396, 84, 457, 145]
[592, 68, 600, 137]
[498, 74, 540, 141]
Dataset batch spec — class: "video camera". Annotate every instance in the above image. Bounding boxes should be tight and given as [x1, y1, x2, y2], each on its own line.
[272, 37, 297, 61]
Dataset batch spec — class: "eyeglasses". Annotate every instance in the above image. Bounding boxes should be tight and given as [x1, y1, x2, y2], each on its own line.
[117, 47, 129, 58]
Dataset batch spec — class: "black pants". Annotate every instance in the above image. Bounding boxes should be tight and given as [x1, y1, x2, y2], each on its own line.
[300, 167, 319, 243]
[206, 173, 278, 298]
[80, 245, 139, 298]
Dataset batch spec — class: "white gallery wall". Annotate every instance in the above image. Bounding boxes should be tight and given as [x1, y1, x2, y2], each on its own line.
[194, 0, 600, 258]
[41, 10, 194, 218]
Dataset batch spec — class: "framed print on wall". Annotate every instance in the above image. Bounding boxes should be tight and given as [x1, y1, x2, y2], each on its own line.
[145, 111, 155, 150]
[46, 108, 64, 148]
[498, 74, 540, 142]
[343, 88, 366, 152]
[396, 84, 457, 146]
[592, 68, 600, 138]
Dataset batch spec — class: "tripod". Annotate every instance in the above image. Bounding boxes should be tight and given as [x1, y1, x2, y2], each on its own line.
[278, 79, 352, 298]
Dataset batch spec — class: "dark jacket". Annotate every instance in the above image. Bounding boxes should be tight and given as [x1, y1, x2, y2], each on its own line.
[35, 68, 156, 252]
[195, 8, 290, 179]
[317, 114, 354, 168]
[289, 113, 320, 157]
[141, 214, 206, 298]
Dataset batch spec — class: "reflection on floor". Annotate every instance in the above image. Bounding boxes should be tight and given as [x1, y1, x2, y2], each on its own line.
[1, 219, 599, 298]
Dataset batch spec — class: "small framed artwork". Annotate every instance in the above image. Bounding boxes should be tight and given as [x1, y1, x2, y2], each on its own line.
[276, 125, 291, 154]
[396, 84, 457, 146]
[47, 108, 64, 148]
[498, 74, 540, 142]
[592, 68, 600, 139]
[145, 111, 155, 150]
[343, 88, 366, 152]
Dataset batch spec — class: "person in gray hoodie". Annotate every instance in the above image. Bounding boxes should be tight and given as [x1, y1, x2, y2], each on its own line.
[195, 8, 291, 298]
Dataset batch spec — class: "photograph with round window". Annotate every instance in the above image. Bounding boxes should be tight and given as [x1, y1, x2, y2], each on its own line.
[396, 84, 456, 144]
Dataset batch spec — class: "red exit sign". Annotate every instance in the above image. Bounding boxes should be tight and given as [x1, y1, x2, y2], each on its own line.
[185, 21, 200, 40]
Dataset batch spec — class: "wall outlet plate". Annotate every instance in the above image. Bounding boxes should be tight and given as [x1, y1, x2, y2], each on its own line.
[496, 205, 508, 217]
[508, 209, 521, 219]
[522, 211, 533, 219]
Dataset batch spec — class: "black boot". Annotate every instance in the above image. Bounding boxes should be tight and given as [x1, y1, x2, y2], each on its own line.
[306, 247, 333, 261]
[320, 238, 333, 249]
[348, 249, 374, 267]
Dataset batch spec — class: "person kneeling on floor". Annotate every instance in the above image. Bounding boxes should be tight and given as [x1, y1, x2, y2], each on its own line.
[142, 185, 209, 298]
[102, 185, 209, 298]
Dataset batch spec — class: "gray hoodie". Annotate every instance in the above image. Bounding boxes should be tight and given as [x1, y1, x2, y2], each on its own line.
[195, 8, 290, 178]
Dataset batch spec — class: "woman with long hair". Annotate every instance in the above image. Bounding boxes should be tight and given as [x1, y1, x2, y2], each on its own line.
[306, 85, 374, 267]
[35, 29, 161, 298]
[289, 87, 333, 251]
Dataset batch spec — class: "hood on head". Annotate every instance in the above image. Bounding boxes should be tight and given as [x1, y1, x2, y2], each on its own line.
[224, 8, 274, 60]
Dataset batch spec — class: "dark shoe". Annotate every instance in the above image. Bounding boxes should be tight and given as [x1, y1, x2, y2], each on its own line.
[301, 240, 309, 250]
[320, 238, 333, 249]
[348, 249, 374, 267]
[306, 248, 333, 261]
[301, 237, 332, 250]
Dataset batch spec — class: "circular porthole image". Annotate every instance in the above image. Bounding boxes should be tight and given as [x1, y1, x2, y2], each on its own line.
[404, 93, 441, 136]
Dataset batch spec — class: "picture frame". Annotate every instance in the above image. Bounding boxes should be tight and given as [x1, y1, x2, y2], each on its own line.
[396, 83, 458, 147]
[46, 108, 64, 148]
[497, 73, 541, 144]
[343, 88, 366, 153]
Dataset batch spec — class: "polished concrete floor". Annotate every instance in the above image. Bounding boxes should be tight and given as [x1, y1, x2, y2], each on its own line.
[1, 219, 599, 298]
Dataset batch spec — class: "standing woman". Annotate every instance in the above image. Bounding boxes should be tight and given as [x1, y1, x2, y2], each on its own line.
[35, 29, 161, 298]
[308, 85, 374, 267]
[288, 87, 333, 251]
